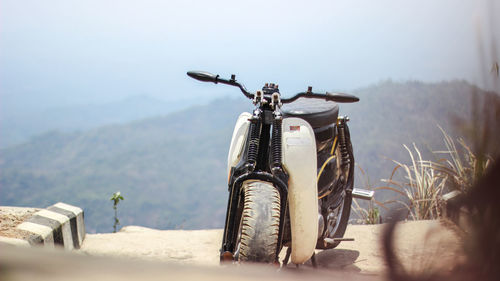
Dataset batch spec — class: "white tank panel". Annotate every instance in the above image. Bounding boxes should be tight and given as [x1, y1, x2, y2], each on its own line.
[281, 117, 318, 264]
[227, 112, 252, 178]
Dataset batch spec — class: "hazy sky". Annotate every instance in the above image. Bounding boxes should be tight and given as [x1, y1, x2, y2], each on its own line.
[1, 0, 499, 111]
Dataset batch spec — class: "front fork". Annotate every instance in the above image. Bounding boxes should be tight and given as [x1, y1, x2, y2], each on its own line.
[220, 103, 289, 263]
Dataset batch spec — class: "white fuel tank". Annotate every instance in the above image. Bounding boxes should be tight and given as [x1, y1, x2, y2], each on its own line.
[227, 112, 252, 179]
[281, 117, 318, 264]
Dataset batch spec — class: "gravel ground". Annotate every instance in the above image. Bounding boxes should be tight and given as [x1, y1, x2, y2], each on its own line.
[0, 207, 40, 239]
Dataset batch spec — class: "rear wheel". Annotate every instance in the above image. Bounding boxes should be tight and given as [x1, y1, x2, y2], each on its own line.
[237, 180, 281, 263]
[319, 126, 354, 249]
[321, 189, 352, 248]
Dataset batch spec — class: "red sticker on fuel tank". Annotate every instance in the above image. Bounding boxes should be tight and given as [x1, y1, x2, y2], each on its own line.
[289, 126, 300, 131]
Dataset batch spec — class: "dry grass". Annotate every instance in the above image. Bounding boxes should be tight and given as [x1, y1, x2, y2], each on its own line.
[376, 123, 495, 222]
[378, 144, 446, 220]
[432, 126, 492, 194]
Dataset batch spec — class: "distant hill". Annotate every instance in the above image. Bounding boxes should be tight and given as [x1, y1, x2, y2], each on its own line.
[0, 95, 209, 148]
[344, 80, 476, 185]
[0, 80, 492, 233]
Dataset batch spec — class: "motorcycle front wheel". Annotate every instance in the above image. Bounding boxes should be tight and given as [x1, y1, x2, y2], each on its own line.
[236, 180, 281, 263]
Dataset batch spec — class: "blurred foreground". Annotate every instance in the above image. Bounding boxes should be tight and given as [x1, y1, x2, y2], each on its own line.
[0, 244, 377, 281]
[0, 220, 461, 280]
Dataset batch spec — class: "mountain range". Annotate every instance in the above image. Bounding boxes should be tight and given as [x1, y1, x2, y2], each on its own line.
[0, 80, 490, 233]
[0, 95, 215, 148]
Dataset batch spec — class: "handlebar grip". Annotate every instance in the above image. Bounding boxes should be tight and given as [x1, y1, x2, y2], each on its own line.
[282, 92, 360, 104]
[325, 92, 359, 103]
[186, 71, 219, 83]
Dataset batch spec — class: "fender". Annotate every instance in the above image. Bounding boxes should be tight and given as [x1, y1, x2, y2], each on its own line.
[281, 117, 318, 264]
[227, 112, 252, 180]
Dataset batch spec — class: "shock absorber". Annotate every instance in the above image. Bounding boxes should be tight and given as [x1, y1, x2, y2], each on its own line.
[247, 117, 261, 167]
[271, 115, 283, 168]
[270, 92, 283, 170]
[337, 117, 350, 168]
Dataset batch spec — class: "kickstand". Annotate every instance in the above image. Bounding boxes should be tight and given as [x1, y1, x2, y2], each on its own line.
[311, 252, 317, 268]
[282, 247, 291, 267]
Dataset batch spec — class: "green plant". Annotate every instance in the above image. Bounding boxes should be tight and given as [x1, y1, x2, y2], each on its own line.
[353, 199, 382, 224]
[110, 191, 124, 233]
[351, 165, 386, 224]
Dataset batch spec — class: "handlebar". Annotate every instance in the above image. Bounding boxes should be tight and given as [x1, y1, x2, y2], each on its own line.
[187, 71, 254, 99]
[186, 70, 359, 104]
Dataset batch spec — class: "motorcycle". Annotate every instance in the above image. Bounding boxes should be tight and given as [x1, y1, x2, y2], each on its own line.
[187, 71, 373, 266]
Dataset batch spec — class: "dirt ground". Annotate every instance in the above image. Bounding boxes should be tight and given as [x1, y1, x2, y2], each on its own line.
[0, 211, 464, 281]
[80, 220, 463, 275]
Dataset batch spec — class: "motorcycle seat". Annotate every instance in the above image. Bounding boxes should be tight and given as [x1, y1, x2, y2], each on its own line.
[282, 97, 339, 128]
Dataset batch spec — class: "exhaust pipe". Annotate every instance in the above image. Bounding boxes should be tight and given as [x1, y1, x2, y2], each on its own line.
[351, 188, 374, 200]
